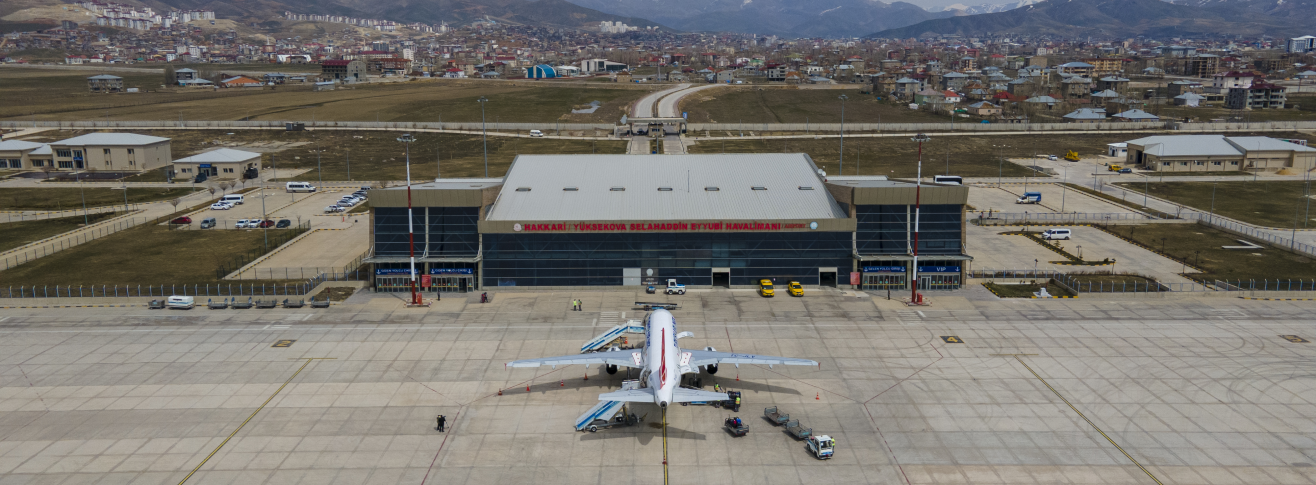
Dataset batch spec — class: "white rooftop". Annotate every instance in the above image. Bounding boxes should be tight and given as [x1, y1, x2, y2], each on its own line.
[486, 154, 847, 222]
[54, 133, 169, 146]
[1126, 135, 1314, 157]
[173, 148, 261, 164]
[1226, 137, 1316, 152]
[0, 140, 45, 151]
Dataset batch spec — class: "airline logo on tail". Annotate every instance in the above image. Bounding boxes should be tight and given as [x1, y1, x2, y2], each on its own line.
[659, 329, 668, 388]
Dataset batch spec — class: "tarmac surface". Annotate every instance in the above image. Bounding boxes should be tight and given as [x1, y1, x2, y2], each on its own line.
[3, 289, 1316, 484]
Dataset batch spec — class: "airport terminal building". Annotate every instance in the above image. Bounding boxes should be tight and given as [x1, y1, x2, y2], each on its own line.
[364, 154, 969, 292]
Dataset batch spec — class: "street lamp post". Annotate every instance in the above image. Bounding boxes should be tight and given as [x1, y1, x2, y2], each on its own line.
[838, 94, 848, 174]
[1209, 182, 1217, 224]
[1060, 167, 1068, 213]
[910, 133, 930, 303]
[399, 133, 423, 306]
[477, 97, 490, 177]
[346, 149, 351, 182]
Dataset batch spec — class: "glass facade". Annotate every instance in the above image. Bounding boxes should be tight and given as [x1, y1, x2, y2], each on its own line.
[482, 232, 852, 287]
[375, 207, 479, 257]
[856, 204, 962, 256]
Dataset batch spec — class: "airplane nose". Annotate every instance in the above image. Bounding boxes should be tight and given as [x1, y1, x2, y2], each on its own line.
[659, 401, 668, 408]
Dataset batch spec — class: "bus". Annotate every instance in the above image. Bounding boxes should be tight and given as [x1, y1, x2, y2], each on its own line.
[933, 175, 962, 185]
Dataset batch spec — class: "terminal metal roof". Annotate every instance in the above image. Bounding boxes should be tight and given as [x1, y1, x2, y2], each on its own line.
[406, 178, 505, 190]
[486, 154, 847, 221]
[1126, 135, 1242, 157]
[53, 133, 170, 146]
[1226, 137, 1316, 152]
[173, 148, 260, 163]
[0, 140, 45, 151]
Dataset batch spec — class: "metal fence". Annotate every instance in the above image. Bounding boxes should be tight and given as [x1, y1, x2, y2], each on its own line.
[2, 205, 142, 223]
[1185, 214, 1316, 259]
[0, 271, 361, 299]
[972, 268, 1316, 294]
[227, 252, 366, 281]
[7, 119, 1316, 134]
[214, 221, 313, 278]
[971, 212, 1161, 225]
[0, 212, 147, 271]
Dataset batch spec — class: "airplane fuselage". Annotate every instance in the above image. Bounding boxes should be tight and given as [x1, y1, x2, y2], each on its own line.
[644, 309, 681, 408]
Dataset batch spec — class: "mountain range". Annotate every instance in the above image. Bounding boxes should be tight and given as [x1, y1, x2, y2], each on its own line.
[565, 0, 952, 37]
[134, 0, 666, 31]
[870, 0, 1315, 38]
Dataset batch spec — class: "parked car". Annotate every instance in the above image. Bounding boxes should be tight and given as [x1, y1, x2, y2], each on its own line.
[235, 218, 251, 228]
[257, 220, 275, 228]
[200, 217, 216, 229]
[210, 202, 233, 210]
[220, 194, 244, 205]
[325, 205, 345, 213]
[275, 219, 291, 228]
[1041, 228, 1072, 240]
[170, 216, 192, 225]
[529, 129, 544, 137]
[1118, 168, 1133, 174]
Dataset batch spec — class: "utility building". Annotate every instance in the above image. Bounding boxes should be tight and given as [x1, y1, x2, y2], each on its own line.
[1126, 135, 1316, 173]
[364, 154, 969, 292]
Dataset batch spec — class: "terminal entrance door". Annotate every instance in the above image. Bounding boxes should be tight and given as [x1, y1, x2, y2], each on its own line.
[712, 268, 730, 288]
[376, 276, 415, 292]
[917, 274, 961, 290]
[862, 274, 906, 290]
[818, 268, 837, 288]
[430, 276, 472, 293]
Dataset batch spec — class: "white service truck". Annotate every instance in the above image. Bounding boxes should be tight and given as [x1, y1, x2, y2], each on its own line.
[665, 279, 686, 295]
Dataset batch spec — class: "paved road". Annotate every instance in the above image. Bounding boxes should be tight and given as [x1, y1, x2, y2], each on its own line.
[630, 83, 689, 118]
[654, 84, 724, 118]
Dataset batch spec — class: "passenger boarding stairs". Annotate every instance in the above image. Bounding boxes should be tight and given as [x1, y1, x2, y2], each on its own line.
[580, 320, 645, 353]
[575, 380, 639, 431]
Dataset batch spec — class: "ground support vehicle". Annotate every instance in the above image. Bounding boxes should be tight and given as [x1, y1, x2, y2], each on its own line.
[806, 435, 835, 459]
[635, 301, 678, 311]
[166, 296, 194, 309]
[147, 299, 165, 309]
[1064, 150, 1081, 162]
[255, 300, 278, 309]
[759, 279, 775, 297]
[720, 391, 741, 411]
[231, 298, 253, 309]
[785, 420, 813, 440]
[311, 299, 330, 309]
[764, 406, 789, 425]
[580, 320, 645, 353]
[665, 279, 686, 295]
[1016, 192, 1042, 204]
[283, 299, 304, 308]
[207, 299, 228, 309]
[576, 380, 643, 432]
[788, 281, 804, 297]
[724, 417, 749, 437]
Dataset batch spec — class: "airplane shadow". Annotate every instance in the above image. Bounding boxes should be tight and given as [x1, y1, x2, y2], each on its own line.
[703, 378, 803, 396]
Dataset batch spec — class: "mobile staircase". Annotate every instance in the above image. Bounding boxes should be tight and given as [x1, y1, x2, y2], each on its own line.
[580, 320, 645, 353]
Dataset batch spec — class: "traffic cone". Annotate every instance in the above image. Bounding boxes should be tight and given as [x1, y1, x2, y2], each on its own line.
[526, 384, 531, 391]
[816, 393, 820, 400]
[498, 389, 503, 396]
[560, 379, 565, 387]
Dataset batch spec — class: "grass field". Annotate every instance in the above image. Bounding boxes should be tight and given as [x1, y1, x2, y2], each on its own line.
[1102, 223, 1316, 281]
[686, 135, 1090, 177]
[0, 212, 120, 252]
[0, 69, 655, 124]
[0, 223, 301, 286]
[680, 87, 952, 124]
[1113, 180, 1314, 228]
[0, 187, 199, 210]
[984, 281, 1076, 298]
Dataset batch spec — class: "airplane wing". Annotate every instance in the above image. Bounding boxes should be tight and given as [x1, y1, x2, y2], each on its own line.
[507, 349, 641, 369]
[598, 388, 654, 402]
[686, 349, 818, 368]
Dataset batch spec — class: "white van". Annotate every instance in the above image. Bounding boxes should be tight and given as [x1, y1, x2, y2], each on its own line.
[286, 182, 317, 193]
[933, 175, 963, 186]
[529, 130, 544, 137]
[166, 295, 195, 309]
[1041, 228, 1072, 240]
[220, 194, 245, 205]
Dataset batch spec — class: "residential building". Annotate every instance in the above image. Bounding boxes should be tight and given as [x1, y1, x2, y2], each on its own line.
[1173, 93, 1206, 107]
[1062, 108, 1107, 123]
[1126, 135, 1316, 172]
[220, 75, 262, 88]
[1288, 36, 1316, 53]
[1057, 62, 1095, 77]
[1083, 58, 1125, 77]
[1208, 71, 1258, 94]
[1225, 83, 1286, 109]
[174, 68, 196, 84]
[1186, 54, 1220, 78]
[966, 101, 1001, 117]
[1096, 76, 1129, 92]
[1167, 80, 1202, 97]
[320, 60, 367, 82]
[1112, 109, 1159, 122]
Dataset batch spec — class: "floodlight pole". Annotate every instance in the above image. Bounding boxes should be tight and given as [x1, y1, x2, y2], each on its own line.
[838, 94, 848, 174]
[400, 133, 422, 306]
[911, 133, 930, 303]
[478, 97, 489, 177]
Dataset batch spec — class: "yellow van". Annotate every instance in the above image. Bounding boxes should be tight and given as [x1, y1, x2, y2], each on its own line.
[788, 281, 804, 297]
[758, 279, 774, 297]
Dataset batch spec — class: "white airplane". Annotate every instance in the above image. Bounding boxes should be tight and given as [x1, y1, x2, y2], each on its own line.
[507, 308, 817, 408]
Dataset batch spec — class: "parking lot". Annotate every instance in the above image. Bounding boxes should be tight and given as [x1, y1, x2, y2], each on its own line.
[2, 291, 1316, 484]
[173, 188, 365, 230]
[968, 184, 1145, 216]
